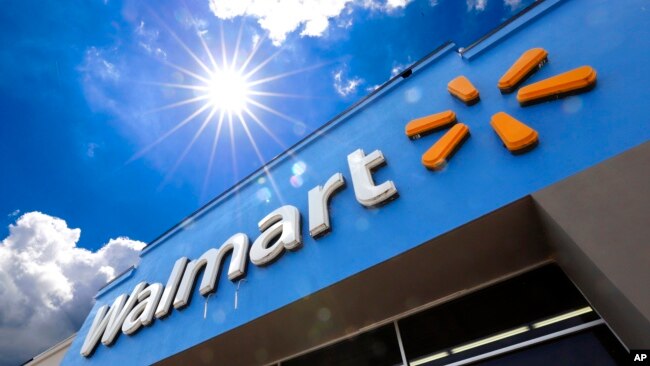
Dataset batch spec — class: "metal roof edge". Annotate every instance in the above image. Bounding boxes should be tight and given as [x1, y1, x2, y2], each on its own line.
[461, 0, 565, 59]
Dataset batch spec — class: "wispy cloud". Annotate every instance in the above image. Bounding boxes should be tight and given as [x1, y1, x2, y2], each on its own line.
[504, 0, 522, 10]
[467, 0, 488, 11]
[390, 63, 408, 77]
[81, 47, 120, 82]
[78, 46, 124, 116]
[135, 21, 167, 59]
[86, 142, 99, 158]
[333, 68, 364, 97]
[366, 84, 381, 92]
[0, 212, 144, 365]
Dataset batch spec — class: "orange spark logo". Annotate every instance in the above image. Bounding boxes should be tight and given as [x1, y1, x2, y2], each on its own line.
[405, 48, 597, 170]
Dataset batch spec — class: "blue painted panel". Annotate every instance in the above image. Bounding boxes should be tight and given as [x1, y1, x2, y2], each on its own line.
[63, 0, 650, 364]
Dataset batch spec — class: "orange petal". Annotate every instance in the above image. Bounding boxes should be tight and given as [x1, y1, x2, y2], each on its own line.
[405, 110, 456, 139]
[448, 76, 480, 105]
[517, 66, 597, 106]
[490, 112, 538, 152]
[498, 48, 548, 93]
[422, 123, 470, 170]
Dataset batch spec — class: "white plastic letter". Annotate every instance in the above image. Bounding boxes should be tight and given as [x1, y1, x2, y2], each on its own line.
[308, 173, 345, 238]
[347, 149, 397, 207]
[155, 257, 189, 319]
[250, 205, 302, 266]
[80, 282, 147, 357]
[173, 233, 249, 309]
[122, 283, 164, 335]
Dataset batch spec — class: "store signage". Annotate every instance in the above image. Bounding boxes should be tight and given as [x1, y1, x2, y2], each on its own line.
[81, 47, 599, 357]
[80, 148, 398, 357]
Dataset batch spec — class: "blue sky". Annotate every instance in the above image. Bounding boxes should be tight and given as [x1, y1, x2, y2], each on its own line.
[0, 0, 533, 363]
[0, 0, 532, 250]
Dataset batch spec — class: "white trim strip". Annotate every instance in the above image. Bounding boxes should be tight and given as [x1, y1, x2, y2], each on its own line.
[442, 319, 605, 366]
[410, 351, 450, 366]
[394, 320, 408, 366]
[451, 326, 530, 354]
[532, 306, 592, 329]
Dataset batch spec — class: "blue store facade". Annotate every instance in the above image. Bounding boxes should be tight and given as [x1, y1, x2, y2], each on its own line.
[61, 0, 650, 364]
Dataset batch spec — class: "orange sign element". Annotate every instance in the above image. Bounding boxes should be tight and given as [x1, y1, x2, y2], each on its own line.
[421, 123, 470, 170]
[517, 65, 597, 106]
[405, 110, 456, 139]
[498, 48, 548, 93]
[448, 76, 480, 105]
[490, 112, 539, 153]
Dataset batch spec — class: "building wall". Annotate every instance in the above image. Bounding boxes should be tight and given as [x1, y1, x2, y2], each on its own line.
[534, 141, 650, 349]
[26, 334, 75, 366]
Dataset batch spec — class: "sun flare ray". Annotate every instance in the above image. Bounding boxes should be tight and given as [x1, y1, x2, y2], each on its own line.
[242, 48, 284, 81]
[231, 21, 245, 70]
[246, 62, 330, 88]
[141, 81, 209, 92]
[163, 60, 212, 84]
[198, 31, 220, 72]
[201, 110, 226, 199]
[247, 90, 315, 99]
[239, 33, 268, 74]
[161, 106, 218, 185]
[227, 112, 239, 185]
[220, 21, 228, 68]
[129, 101, 212, 162]
[246, 98, 305, 127]
[144, 94, 211, 115]
[237, 113, 285, 204]
[161, 24, 213, 76]
[243, 107, 289, 151]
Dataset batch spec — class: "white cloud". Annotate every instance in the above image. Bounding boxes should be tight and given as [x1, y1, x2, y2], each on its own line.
[467, 0, 488, 11]
[78, 46, 125, 117]
[384, 0, 413, 9]
[135, 21, 167, 59]
[366, 84, 381, 92]
[360, 0, 413, 12]
[504, 0, 522, 10]
[333, 69, 364, 97]
[391, 63, 408, 77]
[8, 209, 20, 218]
[81, 47, 120, 82]
[86, 142, 99, 158]
[0, 212, 145, 365]
[251, 32, 261, 49]
[209, 0, 353, 45]
[208, 0, 414, 46]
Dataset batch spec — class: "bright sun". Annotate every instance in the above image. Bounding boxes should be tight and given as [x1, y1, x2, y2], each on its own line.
[133, 19, 323, 198]
[205, 68, 249, 114]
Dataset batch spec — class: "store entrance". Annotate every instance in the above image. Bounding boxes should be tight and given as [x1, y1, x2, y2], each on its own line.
[280, 265, 628, 366]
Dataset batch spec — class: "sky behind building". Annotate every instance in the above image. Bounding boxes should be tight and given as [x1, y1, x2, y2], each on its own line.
[0, 0, 533, 364]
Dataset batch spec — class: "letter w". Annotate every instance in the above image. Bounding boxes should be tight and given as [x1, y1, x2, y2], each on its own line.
[80, 282, 146, 357]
